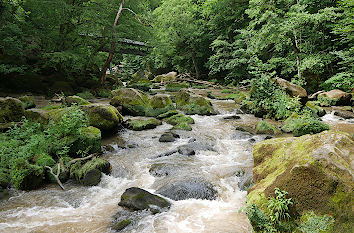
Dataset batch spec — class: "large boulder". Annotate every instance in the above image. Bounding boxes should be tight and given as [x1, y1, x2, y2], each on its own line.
[334, 109, 354, 119]
[70, 158, 111, 186]
[275, 78, 307, 98]
[248, 131, 353, 230]
[80, 104, 123, 132]
[110, 88, 150, 116]
[164, 113, 194, 131]
[175, 90, 216, 115]
[256, 121, 280, 135]
[153, 72, 177, 83]
[0, 97, 25, 123]
[318, 89, 352, 106]
[65, 95, 90, 106]
[146, 94, 174, 117]
[157, 177, 218, 201]
[19, 95, 36, 109]
[118, 187, 171, 214]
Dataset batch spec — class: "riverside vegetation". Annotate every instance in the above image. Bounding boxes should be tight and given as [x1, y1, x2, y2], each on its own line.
[1, 0, 354, 232]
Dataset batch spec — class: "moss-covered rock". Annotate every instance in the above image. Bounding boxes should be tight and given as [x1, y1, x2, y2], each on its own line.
[318, 89, 352, 106]
[248, 131, 354, 231]
[110, 88, 150, 116]
[146, 94, 175, 117]
[118, 187, 171, 214]
[293, 119, 330, 137]
[153, 72, 177, 83]
[305, 101, 326, 117]
[256, 121, 280, 135]
[275, 78, 307, 98]
[0, 97, 25, 123]
[75, 126, 102, 154]
[80, 104, 123, 132]
[164, 113, 194, 131]
[175, 90, 216, 115]
[111, 219, 132, 232]
[19, 95, 36, 109]
[281, 113, 300, 133]
[124, 118, 162, 131]
[172, 122, 192, 131]
[165, 82, 189, 92]
[156, 110, 179, 119]
[71, 158, 111, 186]
[65, 95, 90, 106]
[10, 158, 44, 190]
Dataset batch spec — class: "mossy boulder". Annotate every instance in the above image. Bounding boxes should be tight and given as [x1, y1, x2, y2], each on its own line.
[70, 158, 111, 186]
[146, 94, 175, 117]
[10, 158, 44, 190]
[156, 110, 179, 119]
[175, 90, 216, 115]
[80, 104, 123, 132]
[111, 219, 132, 232]
[305, 101, 326, 117]
[75, 126, 102, 154]
[110, 88, 150, 116]
[318, 89, 352, 106]
[164, 113, 194, 131]
[0, 97, 25, 123]
[153, 72, 177, 83]
[118, 187, 171, 214]
[281, 113, 300, 133]
[19, 95, 36, 109]
[65, 95, 90, 106]
[248, 131, 354, 231]
[256, 121, 280, 135]
[124, 118, 162, 131]
[281, 114, 330, 136]
[275, 78, 307, 98]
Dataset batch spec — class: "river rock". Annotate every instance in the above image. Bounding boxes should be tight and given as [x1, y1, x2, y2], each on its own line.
[0, 97, 25, 123]
[318, 89, 352, 106]
[333, 109, 354, 119]
[159, 131, 180, 142]
[80, 104, 123, 132]
[275, 78, 307, 98]
[248, 131, 354, 229]
[124, 118, 162, 131]
[70, 158, 111, 186]
[19, 95, 36, 109]
[65, 95, 90, 106]
[149, 163, 180, 177]
[256, 121, 280, 135]
[305, 101, 326, 117]
[110, 88, 150, 116]
[164, 113, 194, 131]
[177, 145, 196, 156]
[223, 115, 241, 120]
[157, 177, 218, 201]
[146, 94, 175, 117]
[156, 110, 179, 119]
[118, 187, 171, 213]
[175, 90, 216, 115]
[153, 71, 177, 83]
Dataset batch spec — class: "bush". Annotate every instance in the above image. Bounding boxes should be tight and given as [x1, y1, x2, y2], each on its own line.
[320, 73, 354, 92]
[243, 76, 301, 119]
[282, 113, 330, 136]
[165, 82, 189, 92]
[77, 91, 95, 100]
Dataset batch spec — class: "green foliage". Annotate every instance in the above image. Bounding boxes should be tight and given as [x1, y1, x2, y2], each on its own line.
[77, 91, 95, 100]
[298, 211, 334, 233]
[165, 82, 190, 92]
[243, 75, 301, 119]
[0, 106, 90, 189]
[282, 112, 330, 136]
[256, 121, 280, 135]
[320, 73, 354, 92]
[267, 189, 293, 223]
[221, 89, 233, 94]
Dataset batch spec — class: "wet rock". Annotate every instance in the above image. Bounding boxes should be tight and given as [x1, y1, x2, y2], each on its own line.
[305, 101, 326, 117]
[124, 118, 162, 131]
[175, 90, 216, 115]
[65, 95, 90, 106]
[159, 131, 180, 142]
[80, 104, 123, 132]
[118, 187, 171, 213]
[0, 97, 25, 123]
[149, 163, 180, 177]
[177, 145, 196, 156]
[334, 109, 354, 119]
[147, 94, 175, 117]
[19, 95, 36, 109]
[233, 127, 254, 140]
[156, 110, 179, 119]
[111, 219, 131, 232]
[235, 168, 253, 191]
[249, 131, 354, 229]
[164, 113, 194, 131]
[70, 158, 111, 186]
[157, 178, 218, 201]
[153, 72, 177, 83]
[248, 138, 256, 143]
[110, 88, 150, 116]
[275, 78, 307, 98]
[103, 144, 115, 152]
[156, 150, 178, 158]
[188, 138, 196, 143]
[223, 115, 241, 120]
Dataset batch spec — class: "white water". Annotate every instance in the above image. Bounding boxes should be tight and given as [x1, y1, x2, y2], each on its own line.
[0, 100, 254, 233]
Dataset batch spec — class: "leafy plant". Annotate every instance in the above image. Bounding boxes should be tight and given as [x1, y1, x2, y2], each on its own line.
[267, 188, 293, 223]
[298, 211, 334, 233]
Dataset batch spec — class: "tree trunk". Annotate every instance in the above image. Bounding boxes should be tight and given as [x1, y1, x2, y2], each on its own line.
[100, 0, 125, 85]
[191, 51, 200, 79]
[292, 29, 301, 81]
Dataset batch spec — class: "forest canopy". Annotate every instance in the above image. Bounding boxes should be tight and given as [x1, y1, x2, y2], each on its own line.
[0, 0, 353, 92]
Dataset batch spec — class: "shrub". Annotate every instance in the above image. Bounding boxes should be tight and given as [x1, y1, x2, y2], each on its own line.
[165, 82, 189, 92]
[282, 113, 330, 136]
[77, 91, 95, 100]
[320, 73, 354, 92]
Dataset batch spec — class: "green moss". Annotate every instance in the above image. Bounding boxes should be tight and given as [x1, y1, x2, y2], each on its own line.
[150, 95, 173, 109]
[10, 158, 44, 190]
[172, 122, 192, 131]
[81, 104, 123, 131]
[112, 219, 132, 231]
[0, 97, 25, 123]
[77, 91, 95, 100]
[156, 110, 179, 119]
[165, 82, 189, 92]
[65, 96, 90, 106]
[221, 89, 233, 94]
[293, 119, 330, 137]
[281, 113, 300, 133]
[164, 113, 194, 125]
[19, 95, 36, 109]
[305, 101, 326, 117]
[125, 118, 162, 131]
[256, 121, 280, 135]
[318, 95, 338, 107]
[40, 105, 63, 110]
[76, 126, 102, 154]
[176, 91, 216, 115]
[110, 88, 151, 116]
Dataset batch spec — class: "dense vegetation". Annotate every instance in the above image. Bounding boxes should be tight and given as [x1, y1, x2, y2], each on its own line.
[1, 0, 353, 92]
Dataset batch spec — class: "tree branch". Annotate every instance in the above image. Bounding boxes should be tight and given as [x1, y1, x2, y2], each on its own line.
[45, 164, 65, 190]
[122, 8, 150, 26]
[68, 153, 99, 166]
